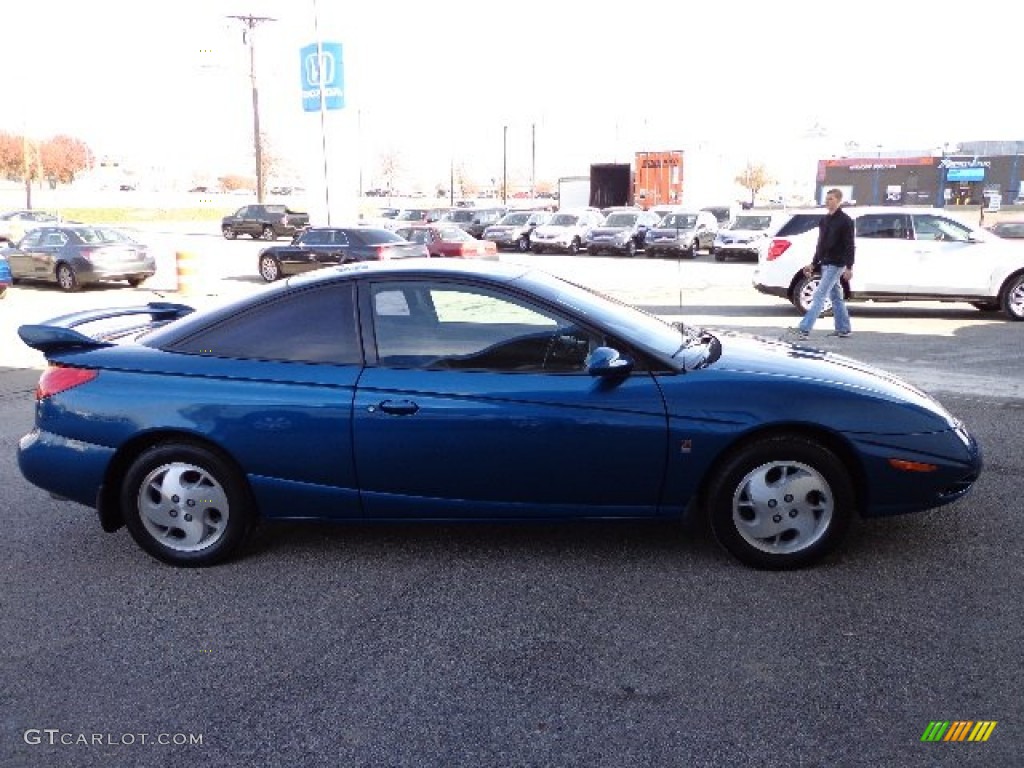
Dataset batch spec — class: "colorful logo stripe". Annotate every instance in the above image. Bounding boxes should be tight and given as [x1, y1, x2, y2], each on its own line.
[921, 721, 997, 742]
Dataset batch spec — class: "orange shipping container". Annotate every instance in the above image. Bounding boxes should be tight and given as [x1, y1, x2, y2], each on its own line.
[634, 150, 684, 209]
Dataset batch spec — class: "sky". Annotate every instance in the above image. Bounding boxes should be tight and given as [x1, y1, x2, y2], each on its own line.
[2, 0, 1022, 193]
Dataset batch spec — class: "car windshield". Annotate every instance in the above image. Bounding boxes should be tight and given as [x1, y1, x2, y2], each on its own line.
[499, 213, 531, 225]
[72, 228, 136, 244]
[519, 270, 684, 360]
[442, 210, 477, 223]
[660, 214, 697, 228]
[549, 214, 579, 226]
[604, 213, 638, 227]
[356, 229, 404, 244]
[731, 216, 772, 230]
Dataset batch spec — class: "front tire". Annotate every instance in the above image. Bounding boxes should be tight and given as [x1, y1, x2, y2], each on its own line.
[121, 442, 254, 567]
[259, 255, 282, 282]
[222, 227, 237, 240]
[56, 263, 80, 292]
[706, 435, 854, 569]
[567, 238, 580, 255]
[516, 235, 530, 252]
[261, 225, 276, 241]
[1000, 273, 1024, 320]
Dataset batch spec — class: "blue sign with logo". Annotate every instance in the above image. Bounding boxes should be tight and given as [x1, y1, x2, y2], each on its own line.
[300, 42, 344, 112]
[947, 167, 984, 182]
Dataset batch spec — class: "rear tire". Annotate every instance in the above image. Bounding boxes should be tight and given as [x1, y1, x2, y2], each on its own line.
[516, 236, 530, 252]
[1000, 274, 1024, 320]
[567, 238, 580, 255]
[792, 274, 833, 317]
[706, 435, 854, 570]
[261, 226, 276, 241]
[56, 263, 80, 292]
[121, 442, 253, 567]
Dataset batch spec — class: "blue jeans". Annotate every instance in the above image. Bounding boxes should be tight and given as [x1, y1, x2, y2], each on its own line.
[798, 264, 851, 334]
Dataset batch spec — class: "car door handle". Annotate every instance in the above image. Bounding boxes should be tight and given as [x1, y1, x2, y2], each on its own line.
[375, 400, 419, 415]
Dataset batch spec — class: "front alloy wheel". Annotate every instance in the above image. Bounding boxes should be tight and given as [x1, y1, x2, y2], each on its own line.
[516, 235, 530, 252]
[259, 255, 282, 282]
[706, 435, 853, 569]
[222, 227, 237, 240]
[121, 443, 253, 567]
[261, 225, 276, 241]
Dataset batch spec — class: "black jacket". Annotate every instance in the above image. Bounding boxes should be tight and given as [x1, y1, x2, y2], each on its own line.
[812, 208, 855, 269]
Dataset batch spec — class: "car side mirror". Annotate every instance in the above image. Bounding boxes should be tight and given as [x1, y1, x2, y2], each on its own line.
[586, 346, 633, 378]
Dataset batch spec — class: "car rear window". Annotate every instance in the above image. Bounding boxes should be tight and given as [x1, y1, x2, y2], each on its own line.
[354, 229, 404, 245]
[775, 214, 822, 237]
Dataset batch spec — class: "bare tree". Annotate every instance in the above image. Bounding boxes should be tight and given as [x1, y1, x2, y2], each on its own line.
[378, 150, 403, 199]
[735, 161, 774, 207]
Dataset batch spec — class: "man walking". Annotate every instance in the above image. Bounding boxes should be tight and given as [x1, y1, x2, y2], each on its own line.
[788, 188, 855, 340]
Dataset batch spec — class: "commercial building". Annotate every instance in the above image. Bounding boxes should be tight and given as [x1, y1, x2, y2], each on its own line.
[815, 141, 1024, 208]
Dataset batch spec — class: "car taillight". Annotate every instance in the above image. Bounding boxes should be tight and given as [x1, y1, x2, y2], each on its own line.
[766, 239, 791, 261]
[374, 245, 391, 260]
[78, 248, 96, 261]
[36, 366, 98, 399]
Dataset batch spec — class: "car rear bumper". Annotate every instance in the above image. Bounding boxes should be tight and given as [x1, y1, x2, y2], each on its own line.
[19, 428, 114, 510]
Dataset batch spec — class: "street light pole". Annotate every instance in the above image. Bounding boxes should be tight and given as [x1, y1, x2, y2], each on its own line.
[502, 125, 508, 204]
[228, 14, 276, 204]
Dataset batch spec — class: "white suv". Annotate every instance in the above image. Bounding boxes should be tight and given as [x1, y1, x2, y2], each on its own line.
[530, 209, 605, 255]
[752, 207, 1024, 320]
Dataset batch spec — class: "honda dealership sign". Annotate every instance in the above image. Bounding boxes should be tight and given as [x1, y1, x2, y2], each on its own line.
[300, 42, 344, 112]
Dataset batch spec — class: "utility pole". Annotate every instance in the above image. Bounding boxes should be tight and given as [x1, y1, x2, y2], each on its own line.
[502, 125, 508, 204]
[228, 14, 276, 204]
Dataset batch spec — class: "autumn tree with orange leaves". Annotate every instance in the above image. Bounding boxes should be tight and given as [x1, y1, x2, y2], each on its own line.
[0, 131, 93, 207]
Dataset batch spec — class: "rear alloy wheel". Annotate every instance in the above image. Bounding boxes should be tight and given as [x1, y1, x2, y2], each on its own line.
[259, 255, 282, 282]
[121, 443, 253, 567]
[706, 435, 853, 569]
[222, 227, 237, 240]
[1000, 274, 1024, 320]
[567, 238, 580, 255]
[516, 235, 530, 252]
[56, 263, 80, 292]
[261, 225, 276, 241]
[626, 240, 637, 257]
[792, 274, 833, 317]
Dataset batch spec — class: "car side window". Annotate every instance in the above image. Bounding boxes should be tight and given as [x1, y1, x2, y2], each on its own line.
[43, 231, 67, 247]
[331, 230, 350, 246]
[370, 281, 598, 373]
[20, 230, 44, 248]
[170, 284, 361, 365]
[303, 230, 327, 245]
[856, 214, 909, 239]
[913, 215, 972, 243]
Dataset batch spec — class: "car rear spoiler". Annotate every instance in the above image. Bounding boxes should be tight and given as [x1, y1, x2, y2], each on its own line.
[18, 302, 195, 353]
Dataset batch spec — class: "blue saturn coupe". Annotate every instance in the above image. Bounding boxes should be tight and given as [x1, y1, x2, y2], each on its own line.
[17, 260, 981, 569]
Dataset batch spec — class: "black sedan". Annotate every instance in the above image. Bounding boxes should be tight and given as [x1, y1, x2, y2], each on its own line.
[257, 227, 429, 281]
[987, 220, 1024, 239]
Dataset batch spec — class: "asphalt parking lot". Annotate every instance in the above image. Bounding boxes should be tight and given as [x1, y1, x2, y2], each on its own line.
[1, 227, 1022, 767]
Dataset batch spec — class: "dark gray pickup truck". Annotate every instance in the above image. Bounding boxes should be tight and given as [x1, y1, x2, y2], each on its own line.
[221, 204, 310, 241]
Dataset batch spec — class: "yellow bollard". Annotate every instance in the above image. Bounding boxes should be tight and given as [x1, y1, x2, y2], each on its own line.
[175, 251, 200, 296]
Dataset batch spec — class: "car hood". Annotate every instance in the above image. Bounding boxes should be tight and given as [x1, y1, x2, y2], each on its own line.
[693, 332, 957, 433]
[533, 225, 577, 236]
[718, 228, 768, 239]
[589, 226, 633, 236]
[648, 226, 696, 236]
